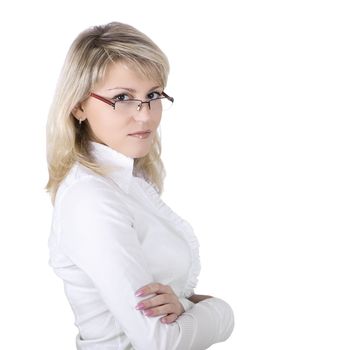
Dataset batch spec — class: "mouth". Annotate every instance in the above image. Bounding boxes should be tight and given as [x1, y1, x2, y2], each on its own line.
[128, 130, 152, 139]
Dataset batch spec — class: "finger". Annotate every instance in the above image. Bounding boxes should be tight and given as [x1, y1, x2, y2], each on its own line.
[136, 282, 173, 296]
[143, 304, 174, 317]
[161, 313, 178, 324]
[135, 282, 173, 296]
[135, 294, 174, 310]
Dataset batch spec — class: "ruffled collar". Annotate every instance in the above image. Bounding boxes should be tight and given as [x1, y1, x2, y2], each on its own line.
[134, 177, 201, 298]
[88, 141, 135, 193]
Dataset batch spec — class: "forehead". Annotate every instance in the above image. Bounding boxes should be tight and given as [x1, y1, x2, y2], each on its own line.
[95, 61, 160, 92]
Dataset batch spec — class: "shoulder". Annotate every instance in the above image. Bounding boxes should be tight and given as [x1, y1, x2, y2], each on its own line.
[55, 162, 125, 209]
[52, 164, 135, 241]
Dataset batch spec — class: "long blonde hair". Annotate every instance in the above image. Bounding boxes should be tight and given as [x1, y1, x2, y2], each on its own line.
[45, 22, 169, 205]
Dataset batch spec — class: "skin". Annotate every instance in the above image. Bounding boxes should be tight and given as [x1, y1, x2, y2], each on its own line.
[135, 283, 213, 323]
[74, 61, 162, 159]
[74, 61, 213, 324]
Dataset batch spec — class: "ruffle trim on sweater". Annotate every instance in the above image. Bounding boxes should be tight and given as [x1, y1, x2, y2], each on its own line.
[134, 177, 201, 298]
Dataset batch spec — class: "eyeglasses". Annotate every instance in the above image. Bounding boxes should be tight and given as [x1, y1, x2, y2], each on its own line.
[90, 91, 174, 115]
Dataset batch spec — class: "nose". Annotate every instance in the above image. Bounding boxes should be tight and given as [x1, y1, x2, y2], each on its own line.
[133, 101, 152, 121]
[136, 101, 151, 111]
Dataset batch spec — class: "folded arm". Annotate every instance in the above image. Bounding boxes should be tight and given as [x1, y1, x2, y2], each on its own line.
[57, 177, 234, 350]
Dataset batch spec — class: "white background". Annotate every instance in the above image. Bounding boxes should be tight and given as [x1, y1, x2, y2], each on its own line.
[0, 0, 349, 349]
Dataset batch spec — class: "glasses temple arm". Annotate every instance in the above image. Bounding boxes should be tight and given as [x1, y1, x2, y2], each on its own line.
[161, 91, 174, 103]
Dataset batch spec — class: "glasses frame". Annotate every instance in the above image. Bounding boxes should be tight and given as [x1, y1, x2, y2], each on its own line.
[89, 91, 174, 111]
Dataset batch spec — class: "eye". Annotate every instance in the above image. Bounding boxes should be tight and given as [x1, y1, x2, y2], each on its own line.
[112, 93, 131, 102]
[147, 91, 161, 100]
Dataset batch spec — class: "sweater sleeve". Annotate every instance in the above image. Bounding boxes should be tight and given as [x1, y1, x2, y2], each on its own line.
[57, 177, 234, 350]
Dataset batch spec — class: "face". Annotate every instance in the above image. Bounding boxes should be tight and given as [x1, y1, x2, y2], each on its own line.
[74, 62, 163, 159]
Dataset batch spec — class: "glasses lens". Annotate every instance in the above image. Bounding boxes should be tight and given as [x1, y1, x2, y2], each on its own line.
[116, 100, 141, 114]
[115, 98, 173, 114]
[143, 98, 173, 113]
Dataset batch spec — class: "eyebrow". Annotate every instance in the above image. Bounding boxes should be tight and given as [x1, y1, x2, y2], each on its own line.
[106, 86, 161, 93]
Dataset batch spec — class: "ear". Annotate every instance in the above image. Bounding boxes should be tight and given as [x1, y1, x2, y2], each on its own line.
[72, 104, 85, 121]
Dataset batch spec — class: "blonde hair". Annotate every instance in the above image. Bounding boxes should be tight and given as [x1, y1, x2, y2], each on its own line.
[45, 22, 169, 204]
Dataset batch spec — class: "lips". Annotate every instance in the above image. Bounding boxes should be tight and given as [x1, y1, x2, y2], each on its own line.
[128, 130, 152, 139]
[128, 130, 151, 136]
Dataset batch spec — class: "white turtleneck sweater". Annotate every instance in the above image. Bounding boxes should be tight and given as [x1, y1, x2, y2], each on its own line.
[48, 141, 234, 349]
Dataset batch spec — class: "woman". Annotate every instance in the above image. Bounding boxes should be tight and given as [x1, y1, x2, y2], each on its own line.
[46, 22, 234, 349]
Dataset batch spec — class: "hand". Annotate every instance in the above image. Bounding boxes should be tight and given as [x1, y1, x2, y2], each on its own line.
[188, 293, 213, 304]
[135, 282, 185, 324]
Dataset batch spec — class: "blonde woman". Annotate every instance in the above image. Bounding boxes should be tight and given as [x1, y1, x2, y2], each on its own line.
[46, 22, 234, 349]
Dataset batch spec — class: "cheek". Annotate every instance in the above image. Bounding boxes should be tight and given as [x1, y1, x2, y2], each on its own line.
[153, 114, 162, 128]
[87, 109, 127, 137]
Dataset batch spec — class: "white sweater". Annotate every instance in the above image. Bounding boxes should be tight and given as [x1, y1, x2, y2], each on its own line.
[48, 141, 234, 349]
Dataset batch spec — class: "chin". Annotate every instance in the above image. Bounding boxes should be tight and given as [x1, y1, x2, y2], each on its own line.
[130, 147, 151, 159]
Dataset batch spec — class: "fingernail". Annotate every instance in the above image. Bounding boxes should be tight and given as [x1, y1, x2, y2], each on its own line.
[135, 290, 144, 296]
[135, 303, 145, 310]
[144, 310, 153, 316]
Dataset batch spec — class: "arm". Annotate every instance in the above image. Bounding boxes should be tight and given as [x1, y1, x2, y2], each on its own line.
[57, 177, 234, 350]
[134, 286, 212, 320]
